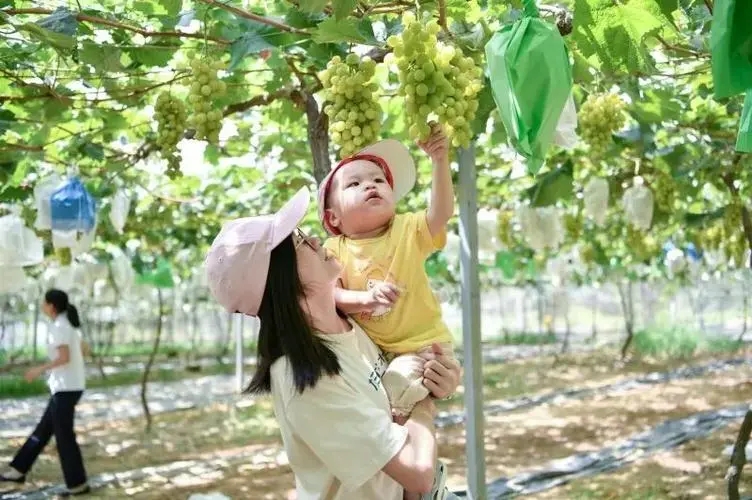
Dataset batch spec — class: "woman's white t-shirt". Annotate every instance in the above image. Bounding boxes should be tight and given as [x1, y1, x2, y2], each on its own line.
[270, 322, 407, 500]
[47, 315, 86, 394]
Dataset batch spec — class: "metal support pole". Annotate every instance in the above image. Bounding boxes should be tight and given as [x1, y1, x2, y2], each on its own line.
[234, 314, 245, 393]
[457, 144, 486, 499]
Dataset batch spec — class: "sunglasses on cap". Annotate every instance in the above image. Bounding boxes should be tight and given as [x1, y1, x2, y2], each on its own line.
[292, 228, 317, 251]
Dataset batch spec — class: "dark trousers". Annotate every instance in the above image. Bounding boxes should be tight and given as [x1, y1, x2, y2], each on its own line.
[10, 390, 88, 489]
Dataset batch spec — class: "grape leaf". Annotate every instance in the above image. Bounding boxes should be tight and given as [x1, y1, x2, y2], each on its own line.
[572, 0, 667, 75]
[162, 0, 182, 17]
[18, 23, 75, 51]
[525, 160, 574, 207]
[300, 0, 328, 14]
[127, 41, 179, 68]
[311, 18, 367, 44]
[333, 0, 358, 20]
[471, 80, 495, 138]
[80, 42, 123, 72]
[230, 31, 276, 70]
[0, 109, 15, 136]
[654, 0, 679, 24]
[684, 207, 725, 227]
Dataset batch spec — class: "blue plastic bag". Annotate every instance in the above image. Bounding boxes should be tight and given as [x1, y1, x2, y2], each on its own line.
[50, 177, 97, 232]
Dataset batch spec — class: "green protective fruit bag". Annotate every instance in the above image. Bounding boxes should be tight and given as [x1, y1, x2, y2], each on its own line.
[137, 258, 175, 289]
[711, 0, 752, 99]
[737, 90, 752, 153]
[484, 0, 573, 174]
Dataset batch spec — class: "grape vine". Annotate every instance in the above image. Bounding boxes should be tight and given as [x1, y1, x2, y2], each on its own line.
[320, 54, 382, 158]
[578, 93, 627, 157]
[387, 12, 483, 148]
[187, 56, 227, 145]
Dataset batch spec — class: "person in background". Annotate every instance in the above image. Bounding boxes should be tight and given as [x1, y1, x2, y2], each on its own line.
[0, 289, 90, 497]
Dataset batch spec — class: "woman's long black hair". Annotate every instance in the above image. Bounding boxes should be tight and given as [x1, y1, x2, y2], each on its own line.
[44, 289, 81, 328]
[244, 235, 341, 394]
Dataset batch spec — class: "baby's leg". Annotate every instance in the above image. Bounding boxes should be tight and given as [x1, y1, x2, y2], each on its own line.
[382, 352, 441, 500]
[381, 352, 430, 419]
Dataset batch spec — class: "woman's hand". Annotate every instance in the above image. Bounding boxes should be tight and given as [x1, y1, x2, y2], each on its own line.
[419, 343, 461, 399]
[24, 366, 44, 383]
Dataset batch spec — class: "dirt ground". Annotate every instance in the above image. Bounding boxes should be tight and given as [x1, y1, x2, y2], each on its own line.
[1, 349, 751, 499]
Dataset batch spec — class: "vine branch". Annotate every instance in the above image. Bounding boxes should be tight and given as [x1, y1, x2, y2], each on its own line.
[437, 0, 448, 31]
[4, 8, 229, 44]
[195, 0, 309, 35]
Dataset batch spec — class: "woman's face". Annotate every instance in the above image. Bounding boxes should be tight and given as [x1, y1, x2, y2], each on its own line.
[41, 300, 55, 319]
[293, 228, 341, 287]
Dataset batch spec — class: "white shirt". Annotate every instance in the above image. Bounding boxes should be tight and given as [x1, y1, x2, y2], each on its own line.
[46, 315, 86, 394]
[270, 322, 407, 500]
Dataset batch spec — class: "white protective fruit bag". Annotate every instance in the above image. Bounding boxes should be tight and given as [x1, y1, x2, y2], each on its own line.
[109, 189, 130, 234]
[553, 93, 579, 150]
[538, 206, 564, 249]
[517, 206, 564, 252]
[517, 206, 546, 252]
[477, 208, 501, 252]
[0, 266, 31, 294]
[110, 250, 135, 293]
[583, 177, 609, 226]
[33, 173, 64, 230]
[41, 265, 76, 291]
[0, 209, 45, 267]
[52, 221, 97, 258]
[665, 247, 687, 276]
[622, 177, 654, 230]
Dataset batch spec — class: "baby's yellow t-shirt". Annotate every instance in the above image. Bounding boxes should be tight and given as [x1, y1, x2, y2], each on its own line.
[324, 210, 453, 355]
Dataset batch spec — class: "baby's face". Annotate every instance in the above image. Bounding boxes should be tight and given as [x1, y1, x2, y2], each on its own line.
[327, 160, 396, 236]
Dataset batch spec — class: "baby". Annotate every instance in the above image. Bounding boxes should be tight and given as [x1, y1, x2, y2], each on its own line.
[318, 123, 457, 421]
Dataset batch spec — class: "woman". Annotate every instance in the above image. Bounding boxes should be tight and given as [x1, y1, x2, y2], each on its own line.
[205, 187, 461, 499]
[0, 289, 90, 496]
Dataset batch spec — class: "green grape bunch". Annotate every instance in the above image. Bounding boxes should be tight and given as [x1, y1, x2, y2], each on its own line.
[187, 56, 227, 145]
[320, 53, 382, 158]
[387, 11, 483, 148]
[154, 91, 187, 154]
[563, 212, 583, 240]
[154, 91, 188, 179]
[578, 93, 626, 157]
[496, 209, 514, 247]
[649, 174, 676, 212]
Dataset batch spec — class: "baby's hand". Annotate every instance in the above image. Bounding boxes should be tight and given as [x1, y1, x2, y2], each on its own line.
[417, 121, 449, 162]
[365, 282, 400, 310]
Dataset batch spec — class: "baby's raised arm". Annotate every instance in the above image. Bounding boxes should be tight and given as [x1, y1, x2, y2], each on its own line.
[418, 122, 454, 237]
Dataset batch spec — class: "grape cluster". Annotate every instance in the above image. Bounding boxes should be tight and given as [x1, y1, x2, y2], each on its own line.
[578, 93, 626, 157]
[625, 225, 659, 262]
[187, 56, 227, 145]
[154, 91, 187, 179]
[650, 174, 676, 212]
[55, 247, 72, 266]
[496, 210, 514, 247]
[387, 12, 483, 148]
[320, 54, 381, 158]
[579, 243, 595, 264]
[563, 212, 583, 239]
